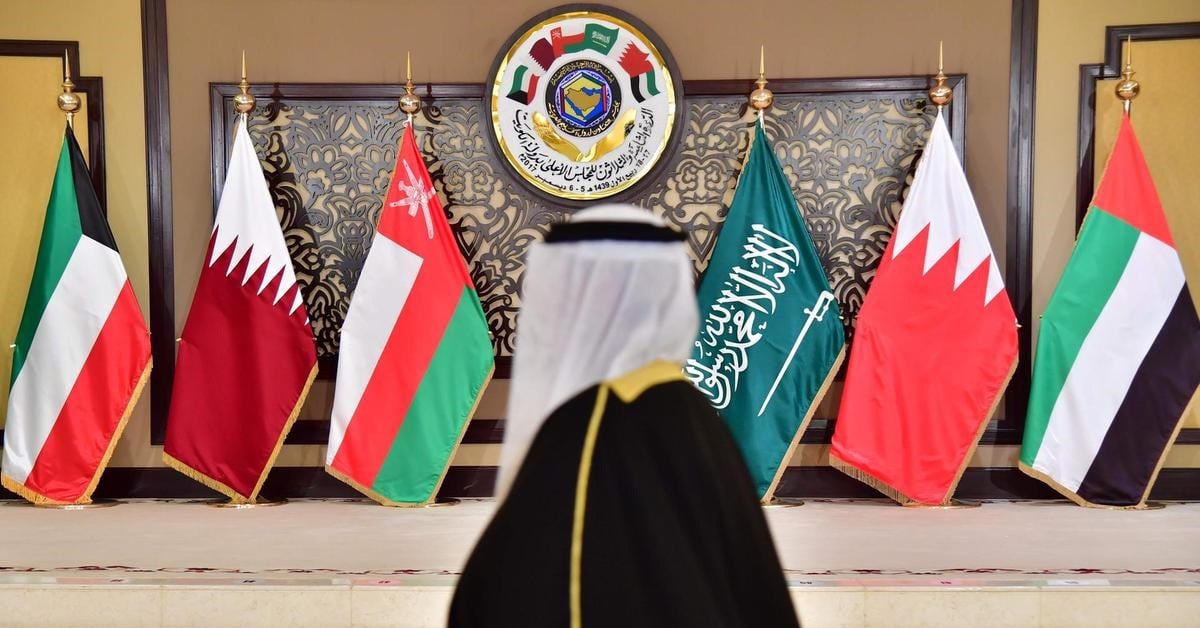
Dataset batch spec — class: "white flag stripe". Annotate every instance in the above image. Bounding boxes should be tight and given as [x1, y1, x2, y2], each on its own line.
[1032, 232, 1186, 489]
[326, 234, 423, 463]
[209, 120, 300, 310]
[890, 113, 1005, 304]
[2, 237, 127, 483]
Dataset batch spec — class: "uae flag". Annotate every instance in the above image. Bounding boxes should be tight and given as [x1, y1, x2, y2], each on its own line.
[1, 126, 151, 505]
[164, 119, 317, 502]
[686, 123, 845, 502]
[327, 124, 493, 506]
[1021, 114, 1200, 508]
[830, 112, 1018, 505]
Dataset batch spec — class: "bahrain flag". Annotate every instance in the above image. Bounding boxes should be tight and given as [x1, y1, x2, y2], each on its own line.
[830, 112, 1018, 505]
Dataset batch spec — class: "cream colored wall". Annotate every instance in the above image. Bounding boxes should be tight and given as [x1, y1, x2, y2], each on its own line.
[0, 57, 89, 427]
[0, 1, 150, 461]
[163, 0, 1012, 476]
[168, 0, 1012, 335]
[1032, 0, 1200, 334]
[1033, 0, 1200, 458]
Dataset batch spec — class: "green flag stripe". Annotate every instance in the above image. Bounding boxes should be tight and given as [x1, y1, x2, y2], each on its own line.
[1021, 208, 1140, 463]
[644, 71, 660, 96]
[371, 289, 493, 503]
[12, 133, 84, 384]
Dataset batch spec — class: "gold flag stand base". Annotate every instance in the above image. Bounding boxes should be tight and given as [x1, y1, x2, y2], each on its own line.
[1136, 501, 1167, 511]
[762, 496, 805, 508]
[901, 498, 981, 510]
[204, 498, 288, 509]
[31, 499, 120, 510]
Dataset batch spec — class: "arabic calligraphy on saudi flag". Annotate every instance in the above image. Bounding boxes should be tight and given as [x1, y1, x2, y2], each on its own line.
[686, 124, 845, 501]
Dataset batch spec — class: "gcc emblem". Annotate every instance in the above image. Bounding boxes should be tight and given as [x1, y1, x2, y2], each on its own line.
[486, 5, 681, 201]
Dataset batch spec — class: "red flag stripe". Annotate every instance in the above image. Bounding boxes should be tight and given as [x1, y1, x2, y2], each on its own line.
[24, 282, 150, 502]
[1092, 114, 1174, 247]
[328, 248, 463, 485]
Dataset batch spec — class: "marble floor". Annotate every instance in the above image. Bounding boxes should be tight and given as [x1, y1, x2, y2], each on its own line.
[0, 499, 1197, 627]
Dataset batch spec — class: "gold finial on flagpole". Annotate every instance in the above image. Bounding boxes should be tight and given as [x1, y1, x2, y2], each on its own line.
[58, 50, 81, 127]
[1115, 36, 1140, 114]
[399, 51, 422, 121]
[749, 45, 773, 123]
[929, 40, 953, 111]
[233, 50, 256, 116]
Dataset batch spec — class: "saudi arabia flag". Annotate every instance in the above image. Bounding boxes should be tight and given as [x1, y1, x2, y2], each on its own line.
[2, 126, 151, 505]
[686, 122, 845, 501]
[1021, 114, 1200, 508]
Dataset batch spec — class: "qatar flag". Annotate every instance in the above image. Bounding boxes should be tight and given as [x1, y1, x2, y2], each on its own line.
[830, 112, 1018, 506]
[163, 118, 317, 502]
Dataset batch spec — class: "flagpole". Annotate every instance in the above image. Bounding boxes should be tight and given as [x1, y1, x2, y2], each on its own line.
[31, 52, 123, 510]
[203, 52, 288, 509]
[399, 51, 422, 125]
[746, 46, 805, 509]
[233, 50, 256, 125]
[929, 40, 953, 113]
[749, 45, 772, 126]
[887, 42, 982, 511]
[58, 50, 81, 128]
[1115, 36, 1140, 115]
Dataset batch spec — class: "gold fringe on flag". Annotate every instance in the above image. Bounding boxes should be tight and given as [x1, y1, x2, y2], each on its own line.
[1139, 387, 1199, 505]
[327, 363, 495, 507]
[163, 362, 317, 504]
[943, 356, 1018, 504]
[761, 346, 846, 504]
[1019, 385, 1199, 510]
[827, 452, 916, 506]
[249, 363, 318, 501]
[0, 359, 152, 506]
[425, 363, 495, 505]
[831, 354, 1018, 506]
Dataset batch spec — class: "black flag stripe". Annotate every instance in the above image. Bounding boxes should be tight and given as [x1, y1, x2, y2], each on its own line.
[1077, 286, 1200, 505]
[66, 125, 119, 252]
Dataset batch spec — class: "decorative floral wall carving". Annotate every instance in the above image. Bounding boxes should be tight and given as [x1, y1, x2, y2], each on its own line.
[224, 88, 935, 359]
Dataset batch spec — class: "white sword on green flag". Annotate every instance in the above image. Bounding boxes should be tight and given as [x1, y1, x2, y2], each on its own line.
[758, 290, 837, 416]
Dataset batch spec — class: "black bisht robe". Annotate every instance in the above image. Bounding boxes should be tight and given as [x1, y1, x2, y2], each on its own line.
[450, 361, 800, 627]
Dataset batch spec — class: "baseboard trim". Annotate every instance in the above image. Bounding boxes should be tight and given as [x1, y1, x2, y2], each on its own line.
[2, 466, 1196, 501]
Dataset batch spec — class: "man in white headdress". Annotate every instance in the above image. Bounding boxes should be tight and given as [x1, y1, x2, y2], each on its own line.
[450, 205, 799, 628]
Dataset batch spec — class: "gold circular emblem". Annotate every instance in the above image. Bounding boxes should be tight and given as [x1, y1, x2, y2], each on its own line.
[486, 6, 680, 201]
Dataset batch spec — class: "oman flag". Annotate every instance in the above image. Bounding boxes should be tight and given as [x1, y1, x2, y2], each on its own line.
[1021, 114, 1199, 508]
[2, 126, 151, 505]
[830, 112, 1018, 505]
[164, 118, 317, 502]
[326, 125, 493, 506]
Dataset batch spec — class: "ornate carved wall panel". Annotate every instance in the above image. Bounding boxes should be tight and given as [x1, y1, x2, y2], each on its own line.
[211, 77, 964, 372]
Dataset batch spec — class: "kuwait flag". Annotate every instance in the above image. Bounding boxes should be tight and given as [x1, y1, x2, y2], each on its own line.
[1021, 114, 1200, 508]
[506, 65, 539, 106]
[327, 124, 493, 506]
[830, 112, 1018, 505]
[1, 126, 151, 505]
[164, 118, 317, 502]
